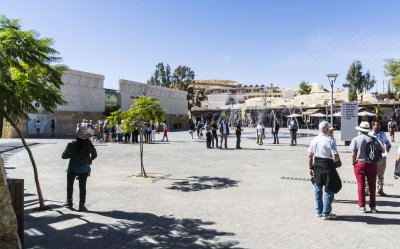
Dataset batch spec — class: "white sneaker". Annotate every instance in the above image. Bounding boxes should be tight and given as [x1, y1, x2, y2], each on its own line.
[358, 206, 367, 213]
[316, 213, 322, 217]
[371, 207, 378, 213]
[322, 213, 337, 220]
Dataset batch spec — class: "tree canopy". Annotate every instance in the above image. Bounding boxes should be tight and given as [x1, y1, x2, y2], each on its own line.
[384, 58, 400, 92]
[298, 81, 312, 95]
[107, 96, 166, 177]
[0, 15, 67, 210]
[147, 63, 205, 113]
[147, 62, 172, 88]
[343, 60, 376, 101]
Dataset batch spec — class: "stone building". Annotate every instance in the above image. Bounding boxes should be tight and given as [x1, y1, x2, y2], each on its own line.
[119, 79, 189, 129]
[2, 70, 190, 138]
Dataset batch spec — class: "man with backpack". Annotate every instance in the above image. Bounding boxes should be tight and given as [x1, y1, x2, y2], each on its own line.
[350, 121, 385, 213]
[368, 120, 391, 196]
[288, 119, 298, 146]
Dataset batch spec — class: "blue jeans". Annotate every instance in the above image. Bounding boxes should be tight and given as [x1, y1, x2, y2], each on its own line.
[117, 133, 123, 142]
[314, 183, 334, 216]
[273, 132, 279, 144]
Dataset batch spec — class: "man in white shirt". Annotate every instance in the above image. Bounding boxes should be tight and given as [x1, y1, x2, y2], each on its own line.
[308, 121, 341, 220]
[368, 120, 391, 196]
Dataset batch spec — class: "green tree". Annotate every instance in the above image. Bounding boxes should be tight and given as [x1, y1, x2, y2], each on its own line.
[147, 62, 172, 88]
[107, 96, 166, 177]
[0, 16, 67, 210]
[343, 60, 376, 101]
[172, 65, 205, 112]
[384, 58, 400, 92]
[298, 81, 312, 95]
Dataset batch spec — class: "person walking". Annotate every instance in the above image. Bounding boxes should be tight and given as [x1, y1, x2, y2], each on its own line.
[388, 118, 397, 142]
[272, 119, 280, 144]
[289, 119, 298, 146]
[350, 121, 385, 213]
[367, 120, 391, 196]
[62, 126, 97, 211]
[132, 122, 139, 143]
[211, 120, 219, 148]
[257, 122, 264, 145]
[308, 121, 341, 220]
[50, 120, 56, 137]
[116, 123, 123, 143]
[235, 120, 243, 149]
[219, 119, 229, 149]
[35, 120, 41, 137]
[196, 121, 202, 139]
[162, 121, 169, 142]
[205, 120, 212, 148]
[189, 121, 195, 139]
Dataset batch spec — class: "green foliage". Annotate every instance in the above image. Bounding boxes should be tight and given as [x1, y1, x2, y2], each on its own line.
[148, 63, 205, 113]
[343, 60, 376, 101]
[107, 96, 166, 134]
[103, 104, 120, 117]
[0, 15, 67, 122]
[147, 62, 172, 88]
[384, 58, 400, 92]
[298, 81, 312, 95]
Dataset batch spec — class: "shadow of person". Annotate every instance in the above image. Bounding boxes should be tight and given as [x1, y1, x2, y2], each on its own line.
[337, 215, 400, 225]
[25, 208, 243, 249]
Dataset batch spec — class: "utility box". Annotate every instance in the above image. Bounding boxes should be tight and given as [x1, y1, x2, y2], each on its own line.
[7, 179, 24, 247]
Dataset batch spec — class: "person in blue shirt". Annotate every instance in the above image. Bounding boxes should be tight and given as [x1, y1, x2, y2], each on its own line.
[368, 120, 391, 196]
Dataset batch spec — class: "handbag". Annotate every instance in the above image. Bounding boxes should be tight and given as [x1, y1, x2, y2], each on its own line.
[395, 163, 400, 177]
[64, 158, 70, 172]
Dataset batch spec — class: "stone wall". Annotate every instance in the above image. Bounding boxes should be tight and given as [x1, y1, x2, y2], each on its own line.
[57, 69, 105, 112]
[119, 79, 188, 115]
[0, 156, 21, 249]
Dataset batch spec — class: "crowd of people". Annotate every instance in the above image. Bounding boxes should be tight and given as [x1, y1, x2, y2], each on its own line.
[76, 119, 169, 144]
[308, 119, 399, 220]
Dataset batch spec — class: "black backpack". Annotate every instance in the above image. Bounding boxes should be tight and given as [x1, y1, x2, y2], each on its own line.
[366, 136, 382, 162]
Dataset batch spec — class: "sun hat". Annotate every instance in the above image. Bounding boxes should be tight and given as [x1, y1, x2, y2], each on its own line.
[75, 126, 92, 139]
[355, 121, 370, 133]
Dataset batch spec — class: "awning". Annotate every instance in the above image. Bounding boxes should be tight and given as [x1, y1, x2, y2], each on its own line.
[301, 109, 320, 115]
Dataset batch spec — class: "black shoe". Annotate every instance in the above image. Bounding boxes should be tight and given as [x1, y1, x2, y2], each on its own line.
[65, 199, 73, 209]
[236, 147, 242, 149]
[378, 190, 388, 197]
[79, 203, 88, 212]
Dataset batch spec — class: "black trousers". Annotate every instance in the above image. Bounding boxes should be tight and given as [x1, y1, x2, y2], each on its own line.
[124, 133, 131, 143]
[291, 131, 297, 145]
[211, 133, 218, 147]
[132, 133, 139, 143]
[206, 132, 212, 147]
[236, 135, 241, 148]
[67, 171, 89, 204]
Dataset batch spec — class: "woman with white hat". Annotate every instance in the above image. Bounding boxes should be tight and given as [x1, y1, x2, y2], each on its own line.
[62, 126, 97, 211]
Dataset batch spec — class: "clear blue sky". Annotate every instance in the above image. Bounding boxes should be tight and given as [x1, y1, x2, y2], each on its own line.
[2, 0, 400, 92]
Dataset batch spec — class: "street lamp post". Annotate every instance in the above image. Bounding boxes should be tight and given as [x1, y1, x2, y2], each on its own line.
[326, 74, 339, 127]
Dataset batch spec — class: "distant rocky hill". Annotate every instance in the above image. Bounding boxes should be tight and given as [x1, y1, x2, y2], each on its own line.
[192, 79, 241, 91]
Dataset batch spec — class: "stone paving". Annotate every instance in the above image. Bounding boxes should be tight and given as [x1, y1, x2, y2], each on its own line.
[2, 128, 400, 249]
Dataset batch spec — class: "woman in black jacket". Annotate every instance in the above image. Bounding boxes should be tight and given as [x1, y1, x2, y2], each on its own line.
[272, 119, 280, 144]
[62, 127, 97, 211]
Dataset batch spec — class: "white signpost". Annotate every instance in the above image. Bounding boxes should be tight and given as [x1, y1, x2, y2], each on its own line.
[341, 102, 358, 142]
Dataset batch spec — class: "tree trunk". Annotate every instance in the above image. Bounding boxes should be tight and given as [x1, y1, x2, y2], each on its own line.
[4, 115, 46, 210]
[0, 116, 3, 138]
[140, 133, 147, 177]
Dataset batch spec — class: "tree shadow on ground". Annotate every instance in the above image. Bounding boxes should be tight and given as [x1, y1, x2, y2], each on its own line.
[337, 215, 400, 225]
[25, 207, 243, 249]
[167, 176, 239, 192]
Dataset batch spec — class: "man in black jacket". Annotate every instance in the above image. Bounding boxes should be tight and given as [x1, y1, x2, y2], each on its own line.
[236, 120, 243, 149]
[219, 119, 229, 149]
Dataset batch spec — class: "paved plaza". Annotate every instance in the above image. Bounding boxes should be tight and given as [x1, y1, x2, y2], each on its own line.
[2, 129, 400, 249]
